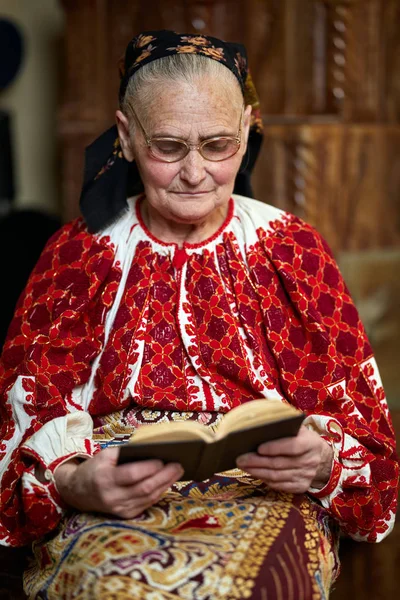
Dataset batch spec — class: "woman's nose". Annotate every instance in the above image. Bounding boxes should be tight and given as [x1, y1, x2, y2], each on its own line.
[179, 149, 207, 185]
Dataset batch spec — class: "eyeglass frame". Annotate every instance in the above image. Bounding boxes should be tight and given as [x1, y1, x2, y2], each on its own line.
[128, 104, 244, 163]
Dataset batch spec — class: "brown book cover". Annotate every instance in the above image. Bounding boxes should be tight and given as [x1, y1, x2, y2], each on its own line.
[118, 399, 305, 481]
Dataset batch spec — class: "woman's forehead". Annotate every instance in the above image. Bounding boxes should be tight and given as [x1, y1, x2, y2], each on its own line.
[142, 82, 242, 132]
[141, 94, 241, 133]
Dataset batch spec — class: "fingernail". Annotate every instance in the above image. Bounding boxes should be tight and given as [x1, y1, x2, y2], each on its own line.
[171, 463, 183, 474]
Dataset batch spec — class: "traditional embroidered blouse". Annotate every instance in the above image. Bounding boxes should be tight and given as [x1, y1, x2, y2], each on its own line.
[0, 194, 398, 547]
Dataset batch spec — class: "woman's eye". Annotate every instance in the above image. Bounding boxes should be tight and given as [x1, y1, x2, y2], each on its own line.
[205, 139, 230, 152]
[153, 140, 184, 154]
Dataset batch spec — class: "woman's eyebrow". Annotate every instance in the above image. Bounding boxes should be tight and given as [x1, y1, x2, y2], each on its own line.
[199, 129, 236, 140]
[151, 127, 236, 140]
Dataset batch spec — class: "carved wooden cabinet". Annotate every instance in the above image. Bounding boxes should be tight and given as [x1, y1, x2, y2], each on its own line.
[59, 0, 400, 252]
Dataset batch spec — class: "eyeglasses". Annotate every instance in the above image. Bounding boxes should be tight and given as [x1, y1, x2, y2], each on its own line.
[129, 105, 243, 163]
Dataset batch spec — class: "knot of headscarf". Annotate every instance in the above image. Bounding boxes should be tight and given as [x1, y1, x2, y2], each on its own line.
[80, 30, 263, 233]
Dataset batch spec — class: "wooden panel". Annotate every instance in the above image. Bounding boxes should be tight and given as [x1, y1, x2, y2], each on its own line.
[304, 126, 400, 249]
[60, 133, 94, 223]
[383, 0, 400, 122]
[59, 0, 400, 126]
[253, 125, 400, 252]
[59, 0, 108, 125]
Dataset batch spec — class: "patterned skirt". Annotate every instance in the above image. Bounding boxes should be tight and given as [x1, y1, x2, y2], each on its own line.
[23, 408, 341, 600]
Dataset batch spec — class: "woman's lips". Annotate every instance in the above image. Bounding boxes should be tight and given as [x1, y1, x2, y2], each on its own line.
[172, 191, 211, 195]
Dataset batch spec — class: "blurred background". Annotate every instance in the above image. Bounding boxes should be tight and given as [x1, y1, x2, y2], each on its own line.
[0, 1, 399, 598]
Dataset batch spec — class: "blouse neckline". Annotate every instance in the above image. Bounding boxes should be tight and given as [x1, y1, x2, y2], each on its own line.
[135, 195, 235, 250]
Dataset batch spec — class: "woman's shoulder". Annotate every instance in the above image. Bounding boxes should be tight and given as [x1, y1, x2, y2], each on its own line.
[232, 194, 297, 237]
[232, 194, 334, 258]
[42, 215, 122, 255]
[27, 216, 118, 298]
[232, 194, 287, 224]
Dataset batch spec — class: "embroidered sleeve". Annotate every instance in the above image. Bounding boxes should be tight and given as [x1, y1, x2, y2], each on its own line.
[262, 215, 399, 542]
[303, 412, 396, 541]
[0, 220, 116, 547]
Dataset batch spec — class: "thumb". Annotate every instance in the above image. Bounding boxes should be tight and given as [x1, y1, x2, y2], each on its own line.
[97, 446, 120, 467]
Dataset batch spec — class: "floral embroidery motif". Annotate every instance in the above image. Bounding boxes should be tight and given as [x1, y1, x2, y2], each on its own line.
[133, 44, 157, 66]
[94, 137, 123, 180]
[180, 35, 211, 46]
[134, 34, 156, 48]
[167, 44, 226, 62]
[234, 51, 247, 75]
[199, 46, 226, 61]
[0, 196, 398, 548]
[167, 44, 199, 54]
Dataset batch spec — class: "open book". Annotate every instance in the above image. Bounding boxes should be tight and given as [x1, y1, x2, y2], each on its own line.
[118, 399, 305, 481]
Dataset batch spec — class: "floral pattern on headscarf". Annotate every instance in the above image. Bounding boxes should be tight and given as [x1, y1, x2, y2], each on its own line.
[119, 30, 248, 101]
[180, 35, 211, 46]
[133, 44, 158, 66]
[134, 34, 156, 48]
[166, 44, 226, 61]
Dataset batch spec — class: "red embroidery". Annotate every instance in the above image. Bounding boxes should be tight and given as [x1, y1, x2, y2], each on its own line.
[0, 207, 398, 547]
[172, 248, 189, 269]
[310, 460, 343, 499]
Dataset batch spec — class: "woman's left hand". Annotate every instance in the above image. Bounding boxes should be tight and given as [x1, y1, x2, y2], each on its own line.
[236, 425, 334, 494]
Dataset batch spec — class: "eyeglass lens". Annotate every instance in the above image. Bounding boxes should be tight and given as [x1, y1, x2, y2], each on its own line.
[149, 138, 240, 162]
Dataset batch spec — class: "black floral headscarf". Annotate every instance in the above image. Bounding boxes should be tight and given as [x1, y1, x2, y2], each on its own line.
[80, 30, 263, 233]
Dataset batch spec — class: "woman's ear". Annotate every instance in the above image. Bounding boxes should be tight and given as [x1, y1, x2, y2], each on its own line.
[116, 110, 135, 162]
[243, 104, 252, 144]
[240, 104, 252, 157]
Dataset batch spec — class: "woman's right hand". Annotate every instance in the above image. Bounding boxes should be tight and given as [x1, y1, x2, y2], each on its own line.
[53, 447, 183, 519]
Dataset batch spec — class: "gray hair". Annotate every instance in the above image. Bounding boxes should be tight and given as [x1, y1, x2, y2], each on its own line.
[122, 54, 244, 129]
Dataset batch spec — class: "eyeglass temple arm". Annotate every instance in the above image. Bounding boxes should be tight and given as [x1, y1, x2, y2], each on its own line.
[127, 104, 151, 143]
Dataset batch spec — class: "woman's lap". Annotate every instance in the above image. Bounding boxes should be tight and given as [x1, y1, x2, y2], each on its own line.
[24, 472, 339, 599]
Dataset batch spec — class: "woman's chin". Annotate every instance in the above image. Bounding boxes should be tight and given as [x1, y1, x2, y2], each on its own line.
[165, 194, 224, 223]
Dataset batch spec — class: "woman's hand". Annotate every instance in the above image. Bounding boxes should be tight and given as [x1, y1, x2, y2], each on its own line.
[236, 425, 334, 494]
[54, 447, 183, 519]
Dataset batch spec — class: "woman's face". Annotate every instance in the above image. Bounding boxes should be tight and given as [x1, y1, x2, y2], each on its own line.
[116, 79, 251, 225]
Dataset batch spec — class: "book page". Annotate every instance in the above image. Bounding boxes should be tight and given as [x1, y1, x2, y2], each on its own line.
[216, 399, 303, 439]
[130, 420, 215, 445]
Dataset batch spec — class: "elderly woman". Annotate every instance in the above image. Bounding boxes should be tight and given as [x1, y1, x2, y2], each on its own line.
[0, 31, 398, 599]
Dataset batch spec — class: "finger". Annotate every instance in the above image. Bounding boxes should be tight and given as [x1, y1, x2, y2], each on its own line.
[141, 471, 182, 504]
[133, 463, 183, 498]
[264, 480, 310, 494]
[237, 452, 302, 469]
[111, 496, 156, 520]
[114, 459, 164, 486]
[113, 468, 183, 519]
[236, 452, 265, 469]
[242, 454, 309, 471]
[263, 468, 309, 483]
[257, 439, 306, 457]
[243, 467, 311, 486]
[96, 446, 120, 466]
[258, 426, 322, 457]
[257, 434, 313, 457]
